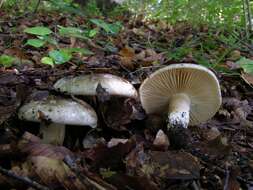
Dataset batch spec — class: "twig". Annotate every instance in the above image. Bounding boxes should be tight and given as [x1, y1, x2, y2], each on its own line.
[245, 0, 252, 32]
[242, 0, 249, 38]
[0, 165, 50, 190]
[223, 163, 230, 190]
[191, 181, 200, 190]
[0, 0, 5, 8]
[33, 0, 41, 13]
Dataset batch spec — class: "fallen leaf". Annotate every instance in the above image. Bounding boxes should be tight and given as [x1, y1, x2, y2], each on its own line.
[119, 46, 135, 70]
[201, 127, 221, 141]
[107, 138, 129, 148]
[83, 138, 135, 170]
[105, 173, 159, 190]
[153, 129, 170, 151]
[241, 72, 253, 86]
[18, 133, 74, 160]
[30, 156, 87, 190]
[126, 145, 200, 180]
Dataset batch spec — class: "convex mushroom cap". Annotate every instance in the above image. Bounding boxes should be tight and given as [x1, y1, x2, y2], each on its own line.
[18, 97, 97, 144]
[18, 97, 97, 127]
[53, 74, 138, 98]
[139, 63, 222, 128]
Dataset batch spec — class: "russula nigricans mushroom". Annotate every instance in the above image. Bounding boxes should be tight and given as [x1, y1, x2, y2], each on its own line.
[53, 73, 138, 99]
[139, 63, 222, 129]
[18, 97, 97, 145]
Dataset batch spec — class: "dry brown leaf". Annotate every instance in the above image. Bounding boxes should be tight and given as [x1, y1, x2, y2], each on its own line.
[135, 49, 163, 67]
[119, 46, 135, 70]
[4, 47, 27, 60]
[153, 129, 170, 151]
[241, 73, 253, 86]
[201, 127, 221, 141]
[107, 138, 129, 148]
[30, 156, 87, 190]
[70, 37, 77, 48]
[228, 50, 241, 61]
[18, 132, 74, 160]
[126, 146, 200, 180]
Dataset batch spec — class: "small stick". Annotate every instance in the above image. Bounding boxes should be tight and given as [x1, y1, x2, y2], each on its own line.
[0, 165, 50, 190]
[33, 0, 41, 13]
[191, 181, 200, 190]
[223, 163, 230, 190]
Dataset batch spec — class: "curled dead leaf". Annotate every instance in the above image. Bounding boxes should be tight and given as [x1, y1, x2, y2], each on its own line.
[126, 144, 200, 180]
[119, 46, 135, 70]
[241, 73, 253, 87]
[153, 130, 170, 151]
[18, 132, 73, 160]
[30, 156, 87, 190]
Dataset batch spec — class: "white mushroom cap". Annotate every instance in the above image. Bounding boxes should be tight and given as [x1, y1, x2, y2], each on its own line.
[18, 97, 97, 128]
[139, 63, 222, 126]
[53, 74, 138, 98]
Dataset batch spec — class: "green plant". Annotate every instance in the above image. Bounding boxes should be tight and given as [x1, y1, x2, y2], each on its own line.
[90, 19, 122, 34]
[58, 26, 98, 39]
[236, 57, 253, 74]
[41, 47, 93, 67]
[0, 55, 16, 68]
[24, 26, 56, 48]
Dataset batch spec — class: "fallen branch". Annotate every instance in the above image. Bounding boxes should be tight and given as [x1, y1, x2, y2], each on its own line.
[0, 165, 50, 190]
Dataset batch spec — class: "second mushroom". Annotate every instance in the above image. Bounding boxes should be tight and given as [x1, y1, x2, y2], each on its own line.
[18, 96, 97, 145]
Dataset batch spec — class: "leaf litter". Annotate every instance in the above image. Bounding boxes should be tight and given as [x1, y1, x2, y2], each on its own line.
[0, 9, 253, 190]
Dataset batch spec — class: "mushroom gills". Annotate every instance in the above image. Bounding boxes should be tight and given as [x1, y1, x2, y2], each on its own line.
[40, 123, 65, 145]
[168, 93, 190, 129]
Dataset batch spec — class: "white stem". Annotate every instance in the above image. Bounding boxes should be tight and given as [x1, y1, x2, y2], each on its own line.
[168, 93, 190, 129]
[40, 123, 65, 145]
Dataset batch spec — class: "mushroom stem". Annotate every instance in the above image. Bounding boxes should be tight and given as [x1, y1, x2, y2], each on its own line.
[40, 123, 65, 145]
[168, 93, 191, 129]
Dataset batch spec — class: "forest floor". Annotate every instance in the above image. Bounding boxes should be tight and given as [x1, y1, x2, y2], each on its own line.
[0, 10, 253, 190]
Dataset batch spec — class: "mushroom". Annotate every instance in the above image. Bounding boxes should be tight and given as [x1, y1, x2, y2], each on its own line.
[139, 63, 222, 129]
[53, 73, 139, 131]
[18, 97, 97, 145]
[53, 73, 138, 98]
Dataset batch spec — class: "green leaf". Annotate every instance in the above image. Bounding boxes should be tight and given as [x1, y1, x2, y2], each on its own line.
[87, 29, 98, 38]
[41, 57, 54, 67]
[62, 48, 94, 55]
[236, 57, 253, 75]
[39, 36, 58, 46]
[24, 26, 52, 36]
[90, 19, 122, 34]
[0, 55, 16, 67]
[25, 39, 45, 48]
[58, 26, 87, 39]
[49, 50, 72, 65]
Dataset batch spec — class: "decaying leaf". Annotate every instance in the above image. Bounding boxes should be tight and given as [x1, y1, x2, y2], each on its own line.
[83, 138, 135, 170]
[126, 144, 200, 180]
[30, 156, 87, 190]
[119, 46, 135, 70]
[105, 173, 159, 190]
[135, 49, 163, 67]
[101, 98, 134, 131]
[241, 72, 253, 87]
[153, 129, 170, 151]
[18, 133, 74, 160]
[200, 127, 221, 141]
